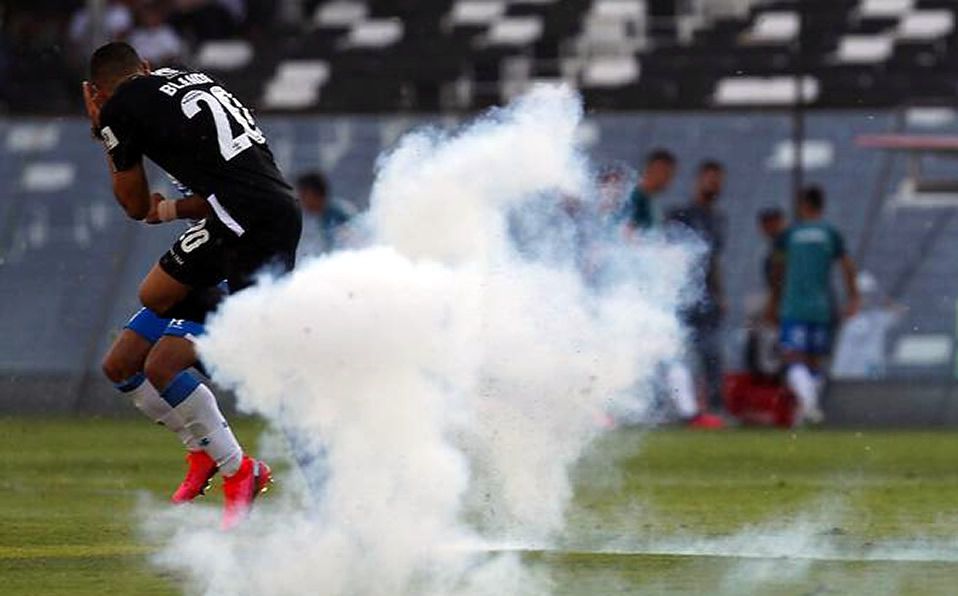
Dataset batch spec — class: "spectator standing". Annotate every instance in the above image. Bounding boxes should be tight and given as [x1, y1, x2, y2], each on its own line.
[128, 2, 184, 67]
[667, 160, 727, 415]
[768, 186, 860, 425]
[295, 172, 356, 258]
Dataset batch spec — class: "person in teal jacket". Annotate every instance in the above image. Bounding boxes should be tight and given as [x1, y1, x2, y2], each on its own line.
[769, 186, 860, 426]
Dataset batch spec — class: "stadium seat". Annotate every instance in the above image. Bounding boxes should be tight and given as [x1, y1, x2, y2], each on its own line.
[581, 55, 639, 87]
[858, 0, 915, 19]
[450, 0, 507, 26]
[897, 9, 955, 39]
[344, 18, 405, 48]
[262, 60, 331, 109]
[485, 16, 544, 45]
[743, 11, 800, 44]
[834, 34, 896, 63]
[712, 75, 819, 106]
[195, 40, 254, 71]
[314, 1, 369, 27]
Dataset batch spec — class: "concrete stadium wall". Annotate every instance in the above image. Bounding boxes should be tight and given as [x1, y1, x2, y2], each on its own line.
[2, 111, 957, 423]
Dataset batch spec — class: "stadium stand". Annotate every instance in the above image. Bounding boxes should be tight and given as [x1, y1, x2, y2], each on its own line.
[3, 0, 958, 113]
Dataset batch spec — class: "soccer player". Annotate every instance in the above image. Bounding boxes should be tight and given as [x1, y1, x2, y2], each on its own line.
[619, 151, 720, 428]
[668, 161, 728, 419]
[622, 149, 676, 232]
[83, 41, 302, 526]
[769, 186, 859, 425]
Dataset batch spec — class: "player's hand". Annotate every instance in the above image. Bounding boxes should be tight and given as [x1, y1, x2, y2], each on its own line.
[144, 193, 166, 224]
[82, 81, 102, 131]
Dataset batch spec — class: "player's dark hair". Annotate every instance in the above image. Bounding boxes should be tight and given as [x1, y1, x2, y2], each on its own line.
[800, 185, 826, 211]
[758, 206, 784, 223]
[645, 148, 676, 166]
[296, 172, 328, 197]
[90, 42, 142, 90]
[699, 159, 724, 174]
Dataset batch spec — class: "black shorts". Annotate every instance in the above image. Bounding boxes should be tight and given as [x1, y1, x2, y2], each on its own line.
[159, 206, 301, 297]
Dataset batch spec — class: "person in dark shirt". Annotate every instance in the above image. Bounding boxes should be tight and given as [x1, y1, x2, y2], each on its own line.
[83, 42, 301, 528]
[758, 207, 787, 290]
[622, 148, 676, 232]
[745, 207, 787, 378]
[668, 160, 727, 414]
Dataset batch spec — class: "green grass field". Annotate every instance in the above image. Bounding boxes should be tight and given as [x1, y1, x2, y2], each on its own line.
[2, 418, 958, 595]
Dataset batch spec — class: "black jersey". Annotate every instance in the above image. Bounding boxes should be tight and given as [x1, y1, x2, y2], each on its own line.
[98, 67, 296, 236]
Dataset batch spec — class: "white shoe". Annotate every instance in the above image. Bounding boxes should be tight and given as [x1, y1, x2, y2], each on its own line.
[795, 406, 825, 427]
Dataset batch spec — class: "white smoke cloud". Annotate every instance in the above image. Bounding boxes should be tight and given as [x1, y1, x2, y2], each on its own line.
[528, 498, 958, 594]
[145, 85, 698, 595]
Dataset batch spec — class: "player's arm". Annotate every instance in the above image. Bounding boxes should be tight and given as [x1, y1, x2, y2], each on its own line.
[766, 256, 784, 323]
[145, 193, 213, 224]
[766, 235, 786, 323]
[839, 254, 860, 318]
[110, 162, 152, 220]
[84, 82, 152, 221]
[833, 229, 860, 318]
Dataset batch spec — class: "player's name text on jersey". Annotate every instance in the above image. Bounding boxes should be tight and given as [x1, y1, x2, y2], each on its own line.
[159, 73, 215, 97]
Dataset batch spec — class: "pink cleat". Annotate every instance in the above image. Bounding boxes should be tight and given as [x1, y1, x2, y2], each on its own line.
[688, 413, 725, 429]
[171, 451, 218, 504]
[221, 456, 272, 530]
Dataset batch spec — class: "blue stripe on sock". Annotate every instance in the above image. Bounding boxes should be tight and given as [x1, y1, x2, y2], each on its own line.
[114, 372, 146, 393]
[160, 371, 201, 408]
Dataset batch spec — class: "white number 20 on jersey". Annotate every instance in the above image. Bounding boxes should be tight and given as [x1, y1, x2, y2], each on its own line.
[181, 86, 266, 161]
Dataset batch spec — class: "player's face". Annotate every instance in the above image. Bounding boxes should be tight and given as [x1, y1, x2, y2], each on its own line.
[797, 200, 821, 220]
[697, 169, 724, 201]
[644, 161, 675, 193]
[760, 216, 785, 238]
[298, 188, 327, 214]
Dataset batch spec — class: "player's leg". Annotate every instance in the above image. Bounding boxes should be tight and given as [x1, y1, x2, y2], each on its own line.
[210, 218, 310, 525]
[781, 321, 824, 425]
[807, 324, 833, 417]
[133, 219, 258, 508]
[698, 320, 725, 414]
[665, 359, 698, 420]
[144, 332, 241, 470]
[138, 263, 193, 318]
[102, 308, 201, 452]
[146, 220, 272, 525]
[137, 218, 229, 318]
[146, 331, 272, 527]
